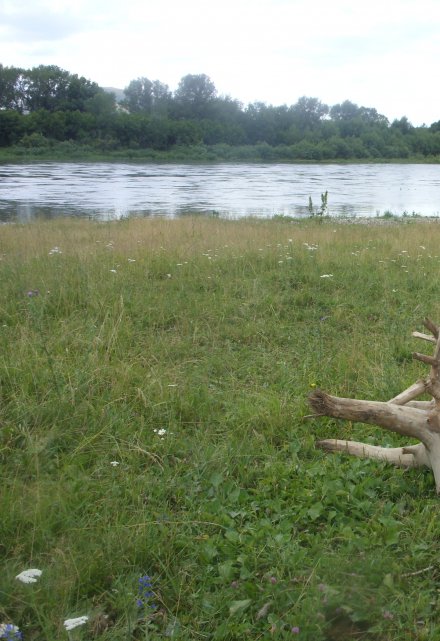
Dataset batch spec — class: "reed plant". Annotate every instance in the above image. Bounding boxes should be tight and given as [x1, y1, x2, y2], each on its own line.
[2, 216, 440, 640]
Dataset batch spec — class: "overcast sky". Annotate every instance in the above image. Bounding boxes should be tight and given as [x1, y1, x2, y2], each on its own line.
[1, 0, 439, 126]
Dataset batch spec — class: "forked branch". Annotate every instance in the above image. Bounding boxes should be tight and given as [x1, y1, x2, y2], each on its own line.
[309, 318, 440, 493]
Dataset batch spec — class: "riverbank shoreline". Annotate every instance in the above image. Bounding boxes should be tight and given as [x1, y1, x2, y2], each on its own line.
[1, 144, 440, 165]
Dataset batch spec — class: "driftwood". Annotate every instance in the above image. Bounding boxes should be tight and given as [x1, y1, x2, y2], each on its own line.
[309, 318, 440, 493]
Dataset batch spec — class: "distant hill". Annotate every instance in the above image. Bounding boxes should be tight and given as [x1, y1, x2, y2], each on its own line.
[103, 87, 125, 103]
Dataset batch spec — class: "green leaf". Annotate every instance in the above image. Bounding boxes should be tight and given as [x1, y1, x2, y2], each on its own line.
[225, 529, 240, 543]
[201, 542, 218, 562]
[218, 560, 235, 581]
[229, 599, 252, 616]
[307, 502, 323, 521]
[383, 573, 394, 588]
[210, 472, 223, 488]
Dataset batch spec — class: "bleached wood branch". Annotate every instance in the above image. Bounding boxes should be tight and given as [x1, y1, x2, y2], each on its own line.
[309, 318, 440, 494]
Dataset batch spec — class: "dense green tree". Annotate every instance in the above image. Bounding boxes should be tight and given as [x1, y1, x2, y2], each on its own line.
[291, 97, 329, 131]
[330, 100, 362, 121]
[25, 65, 70, 112]
[0, 64, 439, 159]
[0, 65, 27, 112]
[0, 64, 109, 113]
[173, 74, 217, 119]
[124, 77, 153, 113]
[84, 91, 116, 116]
[151, 80, 172, 115]
[392, 116, 414, 134]
[0, 110, 24, 145]
[61, 75, 108, 112]
[123, 78, 172, 115]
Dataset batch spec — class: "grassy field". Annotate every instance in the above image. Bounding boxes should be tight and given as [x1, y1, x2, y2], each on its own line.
[2, 216, 440, 640]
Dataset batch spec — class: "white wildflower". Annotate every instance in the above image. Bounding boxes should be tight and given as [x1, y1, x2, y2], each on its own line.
[63, 616, 89, 631]
[110, 269, 117, 273]
[110, 461, 120, 467]
[320, 274, 333, 278]
[16, 568, 42, 583]
[167, 274, 172, 278]
[48, 246, 62, 255]
[153, 428, 167, 436]
[127, 258, 136, 262]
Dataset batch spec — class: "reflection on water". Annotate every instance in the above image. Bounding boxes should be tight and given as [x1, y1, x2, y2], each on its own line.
[0, 162, 439, 222]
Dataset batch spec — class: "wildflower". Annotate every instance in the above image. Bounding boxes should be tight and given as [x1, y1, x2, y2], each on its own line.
[291, 626, 300, 634]
[110, 269, 117, 273]
[16, 568, 42, 584]
[63, 616, 89, 631]
[26, 289, 39, 297]
[110, 461, 120, 467]
[137, 575, 156, 611]
[383, 610, 394, 620]
[154, 428, 167, 436]
[127, 258, 136, 262]
[269, 576, 277, 584]
[48, 246, 62, 255]
[320, 274, 333, 278]
[0, 623, 22, 640]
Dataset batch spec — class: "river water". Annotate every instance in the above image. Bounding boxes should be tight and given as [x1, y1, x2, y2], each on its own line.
[0, 162, 439, 222]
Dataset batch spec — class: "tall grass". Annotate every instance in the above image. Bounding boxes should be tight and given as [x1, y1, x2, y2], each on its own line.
[2, 216, 440, 640]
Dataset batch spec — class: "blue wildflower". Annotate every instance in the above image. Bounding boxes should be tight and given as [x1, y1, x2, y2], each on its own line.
[137, 575, 157, 612]
[0, 624, 22, 640]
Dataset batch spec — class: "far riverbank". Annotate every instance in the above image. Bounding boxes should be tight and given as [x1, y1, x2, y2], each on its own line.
[1, 142, 440, 165]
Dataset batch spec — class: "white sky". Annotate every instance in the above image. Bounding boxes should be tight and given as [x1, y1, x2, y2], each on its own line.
[1, 0, 439, 126]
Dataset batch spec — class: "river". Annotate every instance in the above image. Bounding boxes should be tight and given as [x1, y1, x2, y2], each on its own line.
[0, 162, 439, 222]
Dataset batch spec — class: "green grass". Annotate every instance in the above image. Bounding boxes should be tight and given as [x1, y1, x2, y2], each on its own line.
[2, 216, 440, 640]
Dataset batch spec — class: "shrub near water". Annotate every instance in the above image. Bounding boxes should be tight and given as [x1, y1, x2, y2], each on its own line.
[1, 217, 440, 640]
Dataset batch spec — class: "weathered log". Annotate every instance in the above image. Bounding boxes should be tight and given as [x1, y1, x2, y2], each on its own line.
[309, 318, 440, 493]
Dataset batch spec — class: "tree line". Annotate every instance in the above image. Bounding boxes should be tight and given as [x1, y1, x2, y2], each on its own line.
[1, 64, 440, 159]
